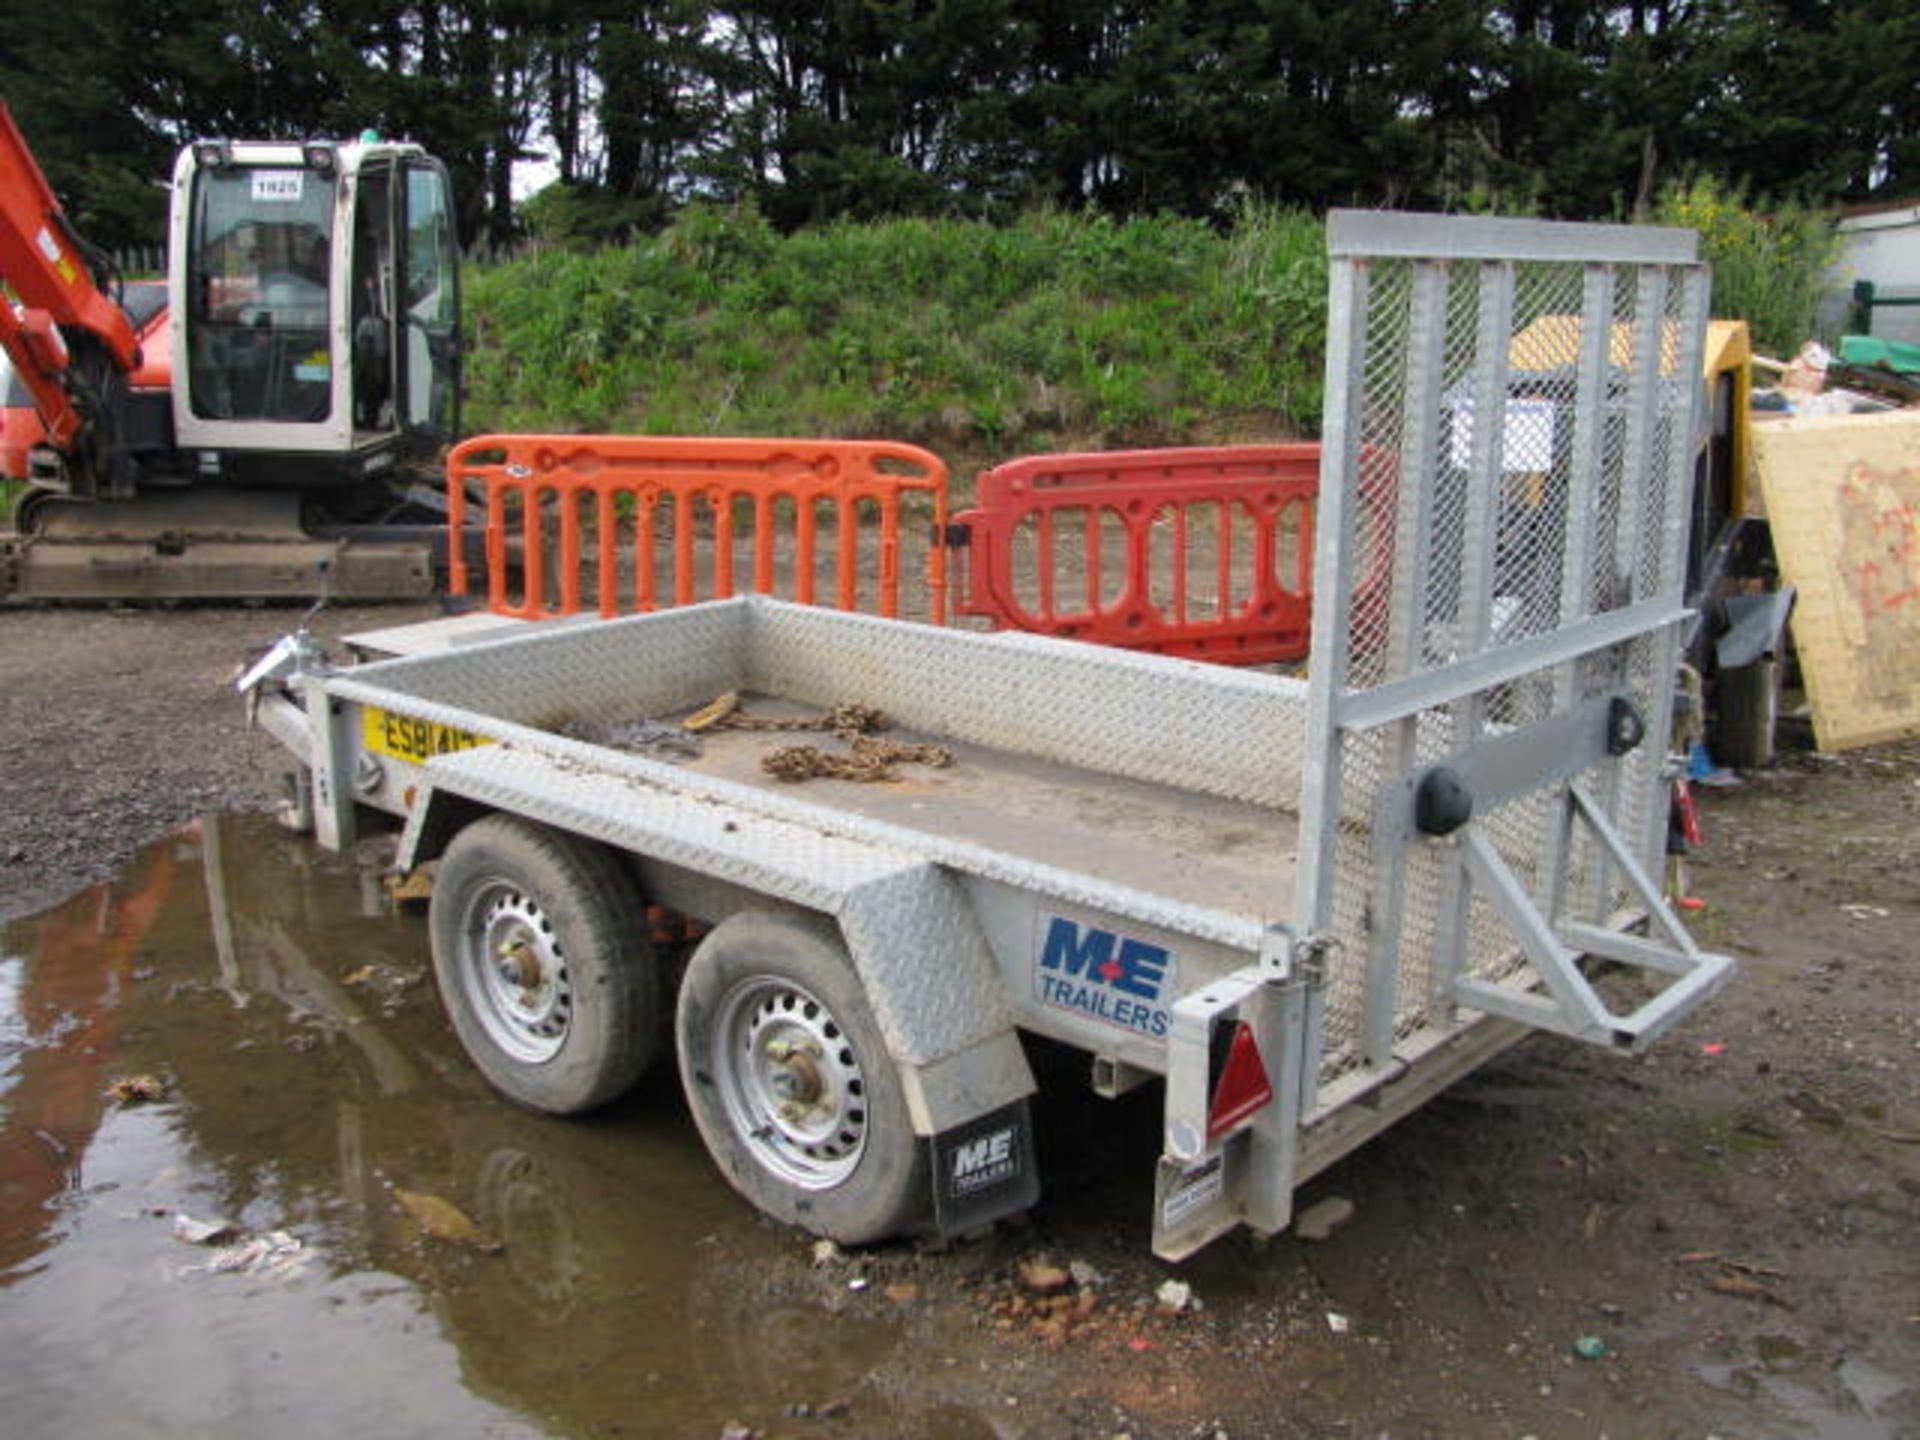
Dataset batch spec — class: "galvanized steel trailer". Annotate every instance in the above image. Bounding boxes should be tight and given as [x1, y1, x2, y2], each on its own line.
[246, 213, 1732, 1259]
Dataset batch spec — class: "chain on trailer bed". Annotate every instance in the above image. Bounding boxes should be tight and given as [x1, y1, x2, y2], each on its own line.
[247, 211, 1731, 1260]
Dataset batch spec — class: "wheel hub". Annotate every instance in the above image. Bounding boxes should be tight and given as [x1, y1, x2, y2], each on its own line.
[498, 933, 544, 992]
[460, 887, 572, 1064]
[714, 978, 869, 1190]
[765, 1039, 825, 1110]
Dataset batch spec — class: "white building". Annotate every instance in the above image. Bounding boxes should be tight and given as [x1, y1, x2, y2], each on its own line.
[1824, 202, 1920, 347]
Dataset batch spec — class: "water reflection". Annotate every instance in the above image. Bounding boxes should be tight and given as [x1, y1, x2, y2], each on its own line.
[0, 815, 1002, 1438]
[0, 835, 178, 1281]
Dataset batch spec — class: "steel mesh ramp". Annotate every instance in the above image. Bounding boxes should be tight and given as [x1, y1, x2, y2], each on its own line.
[1296, 212, 1733, 1086]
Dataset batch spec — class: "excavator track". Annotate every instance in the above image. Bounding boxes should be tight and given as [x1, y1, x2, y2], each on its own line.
[0, 489, 435, 603]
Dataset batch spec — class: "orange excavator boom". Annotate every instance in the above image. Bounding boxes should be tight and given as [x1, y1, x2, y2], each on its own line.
[0, 101, 140, 450]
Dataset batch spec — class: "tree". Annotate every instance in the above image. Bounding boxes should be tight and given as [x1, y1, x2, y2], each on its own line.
[6, 0, 1919, 250]
[0, 0, 177, 246]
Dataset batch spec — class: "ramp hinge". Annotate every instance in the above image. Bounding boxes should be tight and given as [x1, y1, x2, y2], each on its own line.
[1290, 933, 1337, 986]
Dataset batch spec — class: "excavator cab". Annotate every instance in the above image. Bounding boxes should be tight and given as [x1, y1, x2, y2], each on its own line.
[169, 136, 459, 489]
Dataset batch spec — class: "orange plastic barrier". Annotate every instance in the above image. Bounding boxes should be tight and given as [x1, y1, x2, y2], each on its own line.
[954, 445, 1375, 665]
[447, 434, 950, 624]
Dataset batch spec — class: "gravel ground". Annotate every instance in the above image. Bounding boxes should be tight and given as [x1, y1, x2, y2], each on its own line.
[0, 602, 440, 923]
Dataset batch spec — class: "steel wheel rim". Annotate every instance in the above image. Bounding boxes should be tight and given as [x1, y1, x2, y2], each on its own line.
[459, 881, 572, 1063]
[711, 975, 868, 1190]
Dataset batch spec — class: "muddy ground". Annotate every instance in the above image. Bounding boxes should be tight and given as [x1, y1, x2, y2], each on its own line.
[1, 601, 1916, 1439]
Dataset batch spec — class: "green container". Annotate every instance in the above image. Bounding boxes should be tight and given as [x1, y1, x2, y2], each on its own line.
[1838, 332, 1920, 375]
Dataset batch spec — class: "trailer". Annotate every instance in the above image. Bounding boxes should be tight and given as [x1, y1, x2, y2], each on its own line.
[243, 212, 1732, 1260]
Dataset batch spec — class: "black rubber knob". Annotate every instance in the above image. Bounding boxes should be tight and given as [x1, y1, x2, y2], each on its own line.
[1607, 697, 1646, 756]
[1414, 765, 1474, 836]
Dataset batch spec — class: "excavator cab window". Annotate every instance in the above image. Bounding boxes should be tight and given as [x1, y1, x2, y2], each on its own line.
[186, 166, 335, 423]
[349, 162, 396, 435]
[399, 159, 459, 440]
[343, 155, 458, 444]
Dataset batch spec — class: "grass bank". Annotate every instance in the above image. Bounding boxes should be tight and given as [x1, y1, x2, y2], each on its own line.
[461, 194, 1836, 467]
[462, 204, 1328, 467]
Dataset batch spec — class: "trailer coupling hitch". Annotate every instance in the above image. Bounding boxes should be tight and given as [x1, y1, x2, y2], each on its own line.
[235, 560, 336, 712]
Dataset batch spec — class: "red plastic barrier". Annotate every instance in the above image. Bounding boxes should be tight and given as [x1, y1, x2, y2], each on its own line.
[447, 434, 949, 624]
[954, 445, 1356, 665]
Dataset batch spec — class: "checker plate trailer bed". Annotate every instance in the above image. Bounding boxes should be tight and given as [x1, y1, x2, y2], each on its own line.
[244, 212, 1732, 1260]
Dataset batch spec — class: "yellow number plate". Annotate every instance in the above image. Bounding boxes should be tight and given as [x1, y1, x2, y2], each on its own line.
[362, 706, 492, 764]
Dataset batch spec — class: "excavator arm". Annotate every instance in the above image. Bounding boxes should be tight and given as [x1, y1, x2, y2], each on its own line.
[0, 102, 139, 460]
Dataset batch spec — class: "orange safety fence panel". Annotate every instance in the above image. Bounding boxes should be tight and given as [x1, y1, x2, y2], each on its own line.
[954, 444, 1395, 666]
[447, 434, 950, 625]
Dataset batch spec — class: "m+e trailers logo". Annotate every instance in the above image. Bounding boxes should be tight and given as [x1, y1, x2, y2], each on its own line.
[1034, 914, 1173, 1037]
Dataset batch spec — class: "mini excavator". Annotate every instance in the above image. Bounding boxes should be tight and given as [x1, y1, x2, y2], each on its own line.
[0, 102, 462, 601]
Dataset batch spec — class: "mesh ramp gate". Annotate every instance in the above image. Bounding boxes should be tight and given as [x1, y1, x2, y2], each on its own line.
[1297, 212, 1733, 1087]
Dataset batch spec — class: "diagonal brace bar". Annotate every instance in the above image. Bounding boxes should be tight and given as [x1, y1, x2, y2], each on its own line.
[1451, 790, 1733, 1050]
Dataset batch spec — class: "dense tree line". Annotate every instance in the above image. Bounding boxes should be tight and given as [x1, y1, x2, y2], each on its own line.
[4, 2, 1915, 248]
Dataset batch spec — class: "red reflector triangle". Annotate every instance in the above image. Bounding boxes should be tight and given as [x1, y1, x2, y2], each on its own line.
[1206, 1021, 1274, 1139]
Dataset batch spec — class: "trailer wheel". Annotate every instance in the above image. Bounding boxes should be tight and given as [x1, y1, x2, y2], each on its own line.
[676, 912, 926, 1245]
[430, 815, 657, 1114]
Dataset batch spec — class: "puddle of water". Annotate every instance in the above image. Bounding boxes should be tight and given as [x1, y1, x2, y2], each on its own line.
[0, 815, 1000, 1438]
[1688, 1352, 1915, 1440]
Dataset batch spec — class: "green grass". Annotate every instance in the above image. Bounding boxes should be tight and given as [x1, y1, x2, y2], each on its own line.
[462, 202, 1329, 467]
[461, 190, 1830, 466]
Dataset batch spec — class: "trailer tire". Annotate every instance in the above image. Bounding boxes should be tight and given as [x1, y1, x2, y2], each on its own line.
[676, 912, 926, 1245]
[430, 815, 657, 1114]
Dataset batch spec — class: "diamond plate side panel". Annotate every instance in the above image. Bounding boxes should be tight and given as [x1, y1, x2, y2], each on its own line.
[745, 600, 1309, 810]
[347, 599, 754, 725]
[837, 864, 1022, 1067]
[342, 594, 1310, 811]
[416, 744, 914, 914]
